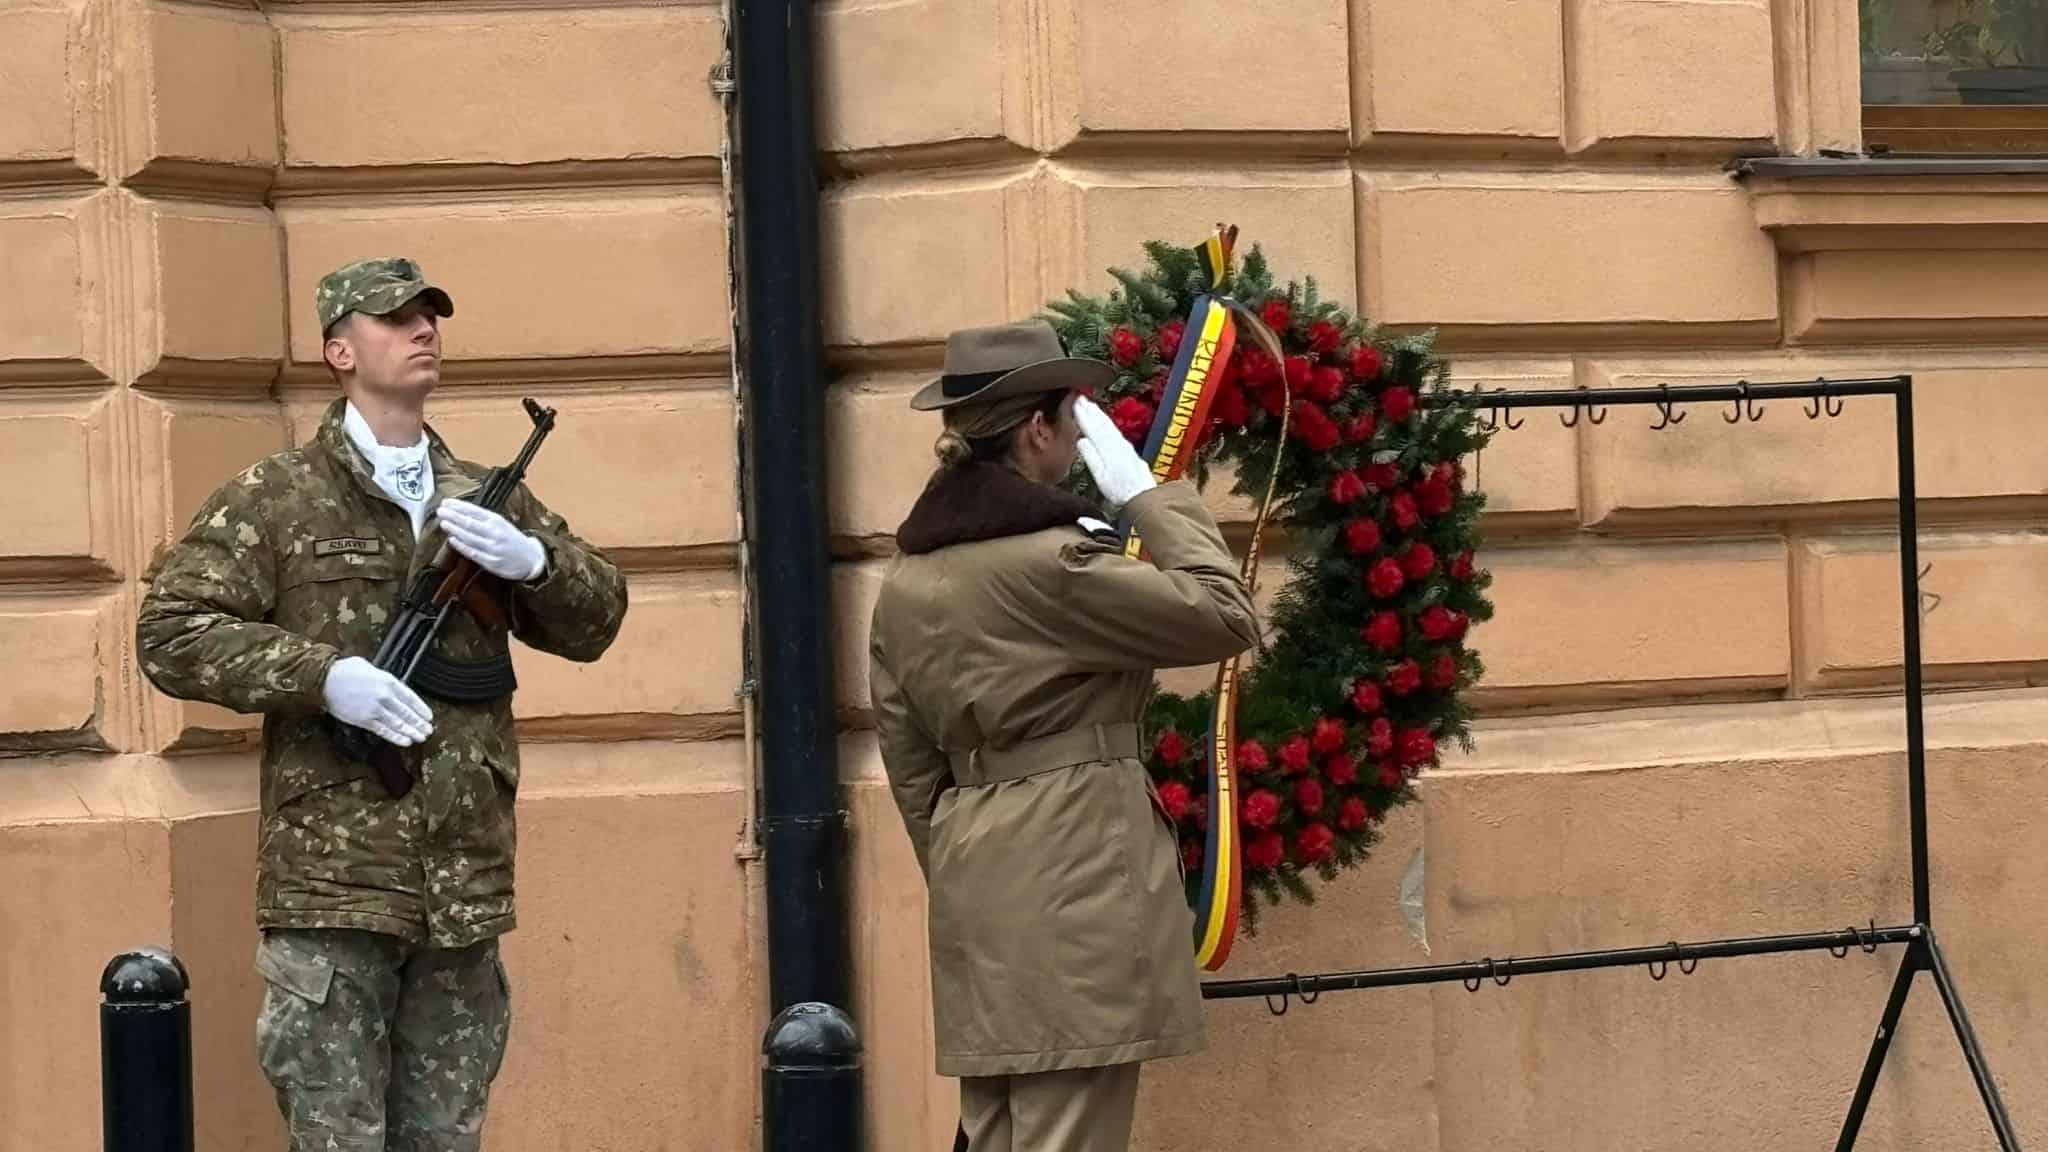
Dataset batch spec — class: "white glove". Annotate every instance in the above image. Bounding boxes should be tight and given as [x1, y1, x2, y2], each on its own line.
[323, 656, 434, 747]
[1073, 396, 1157, 512]
[436, 499, 546, 582]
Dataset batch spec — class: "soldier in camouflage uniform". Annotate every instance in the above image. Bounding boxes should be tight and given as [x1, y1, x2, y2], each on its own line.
[136, 257, 629, 1151]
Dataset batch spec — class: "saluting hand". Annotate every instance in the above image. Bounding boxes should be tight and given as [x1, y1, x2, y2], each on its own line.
[1073, 396, 1157, 514]
[436, 499, 547, 583]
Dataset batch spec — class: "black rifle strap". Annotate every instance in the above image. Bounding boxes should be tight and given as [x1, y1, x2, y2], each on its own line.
[409, 649, 518, 702]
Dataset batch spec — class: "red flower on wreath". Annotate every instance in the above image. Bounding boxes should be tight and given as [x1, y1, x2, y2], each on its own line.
[1236, 740, 1271, 774]
[1239, 347, 1281, 387]
[1378, 761, 1405, 789]
[1398, 728, 1437, 767]
[1428, 653, 1460, 690]
[1419, 604, 1458, 642]
[1155, 779, 1192, 822]
[1363, 461, 1400, 492]
[1312, 717, 1347, 754]
[1242, 789, 1282, 830]
[1296, 822, 1336, 864]
[1386, 658, 1422, 696]
[1350, 343, 1383, 381]
[1350, 678, 1383, 715]
[1182, 840, 1204, 875]
[1364, 611, 1402, 651]
[1211, 383, 1252, 429]
[1109, 327, 1143, 368]
[1381, 386, 1416, 423]
[1345, 519, 1382, 555]
[1339, 796, 1371, 831]
[1246, 832, 1287, 870]
[1261, 297, 1292, 333]
[1342, 411, 1377, 443]
[1295, 777, 1325, 816]
[1284, 355, 1313, 393]
[1156, 319, 1185, 361]
[1401, 542, 1437, 580]
[1368, 717, 1395, 757]
[1367, 558, 1405, 599]
[1310, 365, 1347, 404]
[1292, 402, 1341, 452]
[1324, 753, 1358, 786]
[1451, 550, 1478, 582]
[1154, 729, 1187, 767]
[1390, 491, 1421, 530]
[1110, 396, 1154, 444]
[1277, 734, 1312, 775]
[1308, 320, 1343, 355]
[1330, 470, 1367, 505]
[1416, 475, 1456, 517]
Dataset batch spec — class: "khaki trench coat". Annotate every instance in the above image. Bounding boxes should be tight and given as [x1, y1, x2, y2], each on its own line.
[869, 476, 1259, 1078]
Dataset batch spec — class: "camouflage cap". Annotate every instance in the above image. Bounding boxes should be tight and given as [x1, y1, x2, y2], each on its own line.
[315, 257, 455, 334]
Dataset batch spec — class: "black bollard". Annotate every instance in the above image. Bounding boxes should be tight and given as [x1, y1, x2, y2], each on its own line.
[99, 947, 194, 1152]
[762, 1001, 861, 1152]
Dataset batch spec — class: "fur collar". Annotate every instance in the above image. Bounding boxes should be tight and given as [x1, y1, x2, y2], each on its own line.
[895, 462, 1097, 555]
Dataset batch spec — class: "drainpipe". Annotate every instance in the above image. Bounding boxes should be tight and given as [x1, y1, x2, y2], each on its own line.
[726, 0, 861, 1148]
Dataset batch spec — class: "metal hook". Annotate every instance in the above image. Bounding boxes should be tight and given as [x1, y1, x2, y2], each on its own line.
[1503, 406, 1524, 431]
[1676, 943, 1699, 976]
[1464, 961, 1492, 993]
[1919, 561, 1942, 617]
[1724, 381, 1763, 423]
[1650, 385, 1686, 431]
[1559, 389, 1607, 428]
[1490, 958, 1513, 987]
[1829, 936, 1851, 959]
[1265, 989, 1291, 1016]
[1858, 920, 1880, 954]
[1295, 974, 1320, 1006]
[1649, 956, 1669, 981]
[1804, 378, 1846, 419]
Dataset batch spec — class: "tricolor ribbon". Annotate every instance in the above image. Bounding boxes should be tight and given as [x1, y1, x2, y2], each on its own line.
[1119, 225, 1289, 972]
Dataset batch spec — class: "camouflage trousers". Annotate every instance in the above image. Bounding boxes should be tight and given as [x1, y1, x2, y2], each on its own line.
[255, 928, 512, 1152]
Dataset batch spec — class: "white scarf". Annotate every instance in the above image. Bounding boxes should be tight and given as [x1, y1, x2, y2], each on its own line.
[342, 402, 434, 538]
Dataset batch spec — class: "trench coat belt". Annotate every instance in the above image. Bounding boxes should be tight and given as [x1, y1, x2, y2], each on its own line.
[946, 722, 1143, 787]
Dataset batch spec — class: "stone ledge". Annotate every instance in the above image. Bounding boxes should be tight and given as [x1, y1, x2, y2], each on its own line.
[1740, 158, 2048, 253]
[1443, 684, 2048, 775]
[0, 738, 749, 829]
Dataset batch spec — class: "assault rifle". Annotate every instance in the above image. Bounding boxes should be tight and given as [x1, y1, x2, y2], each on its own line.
[334, 397, 558, 798]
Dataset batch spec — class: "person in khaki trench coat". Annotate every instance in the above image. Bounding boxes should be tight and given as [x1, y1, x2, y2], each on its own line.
[868, 319, 1261, 1152]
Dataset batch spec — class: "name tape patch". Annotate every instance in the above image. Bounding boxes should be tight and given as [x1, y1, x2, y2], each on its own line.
[313, 537, 385, 558]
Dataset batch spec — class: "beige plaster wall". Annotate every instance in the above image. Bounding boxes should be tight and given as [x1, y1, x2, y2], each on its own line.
[1, 1, 2044, 1150]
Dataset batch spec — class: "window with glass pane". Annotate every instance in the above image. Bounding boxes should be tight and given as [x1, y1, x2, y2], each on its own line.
[1862, 0, 2048, 152]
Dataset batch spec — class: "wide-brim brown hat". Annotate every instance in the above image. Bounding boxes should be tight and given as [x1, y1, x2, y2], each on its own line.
[910, 319, 1115, 411]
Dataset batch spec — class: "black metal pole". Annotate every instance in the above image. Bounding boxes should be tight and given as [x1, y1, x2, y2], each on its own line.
[1893, 380, 1932, 926]
[762, 1003, 863, 1152]
[1834, 939, 1923, 1152]
[1425, 377, 1907, 409]
[732, 0, 859, 1147]
[100, 947, 194, 1152]
[1202, 925, 1920, 1001]
[1925, 932, 2024, 1151]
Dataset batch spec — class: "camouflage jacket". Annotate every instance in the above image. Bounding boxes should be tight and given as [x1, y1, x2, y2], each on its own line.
[137, 397, 628, 948]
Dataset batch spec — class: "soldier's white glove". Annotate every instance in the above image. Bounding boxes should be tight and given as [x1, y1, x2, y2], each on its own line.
[1073, 396, 1157, 514]
[322, 657, 434, 747]
[436, 499, 546, 583]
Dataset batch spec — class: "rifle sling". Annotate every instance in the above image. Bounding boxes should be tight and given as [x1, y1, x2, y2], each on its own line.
[409, 648, 518, 703]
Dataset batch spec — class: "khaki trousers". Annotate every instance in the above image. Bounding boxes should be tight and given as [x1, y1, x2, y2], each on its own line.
[959, 1063, 1142, 1152]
